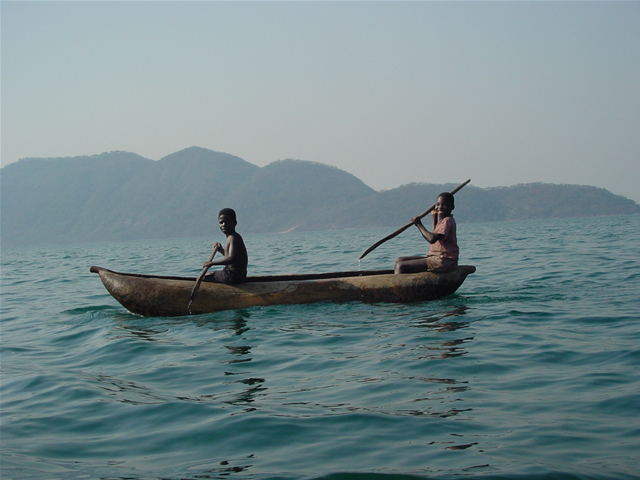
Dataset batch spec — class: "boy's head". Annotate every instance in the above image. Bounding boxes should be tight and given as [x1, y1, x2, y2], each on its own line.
[437, 192, 454, 207]
[218, 208, 237, 234]
[435, 192, 455, 217]
[218, 208, 237, 222]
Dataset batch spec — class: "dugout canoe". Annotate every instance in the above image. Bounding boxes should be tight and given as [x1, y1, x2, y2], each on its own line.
[90, 265, 476, 317]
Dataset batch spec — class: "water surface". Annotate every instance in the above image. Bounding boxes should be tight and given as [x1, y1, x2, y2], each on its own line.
[2, 216, 639, 479]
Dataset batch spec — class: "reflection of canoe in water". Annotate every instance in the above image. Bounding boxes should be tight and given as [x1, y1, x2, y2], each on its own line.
[90, 265, 476, 317]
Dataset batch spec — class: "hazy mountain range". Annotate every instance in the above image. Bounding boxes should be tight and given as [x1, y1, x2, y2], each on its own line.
[2, 146, 638, 247]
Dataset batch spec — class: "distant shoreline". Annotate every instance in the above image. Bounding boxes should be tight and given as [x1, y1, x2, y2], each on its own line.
[2, 147, 638, 247]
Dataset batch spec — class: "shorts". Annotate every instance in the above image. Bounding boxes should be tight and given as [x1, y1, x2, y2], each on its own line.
[203, 268, 247, 285]
[426, 256, 458, 273]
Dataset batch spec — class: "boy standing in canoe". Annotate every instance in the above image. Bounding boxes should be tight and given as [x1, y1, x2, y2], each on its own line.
[394, 192, 458, 274]
[203, 208, 248, 284]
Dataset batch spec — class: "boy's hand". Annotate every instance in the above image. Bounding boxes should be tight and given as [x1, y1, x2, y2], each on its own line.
[203, 243, 224, 268]
[411, 216, 422, 225]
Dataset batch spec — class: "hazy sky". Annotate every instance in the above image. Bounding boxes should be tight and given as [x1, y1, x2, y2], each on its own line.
[3, 1, 639, 202]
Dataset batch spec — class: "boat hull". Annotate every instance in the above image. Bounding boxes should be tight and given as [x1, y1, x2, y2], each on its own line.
[90, 265, 475, 317]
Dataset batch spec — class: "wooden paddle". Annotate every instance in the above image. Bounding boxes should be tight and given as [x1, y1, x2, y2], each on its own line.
[189, 245, 218, 303]
[358, 179, 471, 260]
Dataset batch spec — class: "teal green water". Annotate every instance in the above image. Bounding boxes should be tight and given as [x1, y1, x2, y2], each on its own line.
[2, 216, 639, 480]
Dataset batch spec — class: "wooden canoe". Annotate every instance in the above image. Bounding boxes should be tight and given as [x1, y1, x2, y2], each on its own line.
[90, 265, 476, 317]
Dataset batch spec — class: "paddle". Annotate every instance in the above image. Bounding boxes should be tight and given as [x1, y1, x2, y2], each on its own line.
[189, 245, 219, 303]
[358, 179, 471, 260]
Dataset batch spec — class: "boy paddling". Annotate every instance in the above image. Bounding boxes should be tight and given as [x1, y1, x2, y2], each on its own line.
[394, 192, 458, 274]
[203, 208, 248, 284]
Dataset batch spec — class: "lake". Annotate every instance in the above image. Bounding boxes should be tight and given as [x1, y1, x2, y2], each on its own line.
[2, 215, 639, 480]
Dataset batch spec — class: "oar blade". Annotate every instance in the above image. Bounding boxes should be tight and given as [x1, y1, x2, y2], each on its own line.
[189, 270, 208, 301]
[189, 248, 218, 305]
[359, 223, 411, 259]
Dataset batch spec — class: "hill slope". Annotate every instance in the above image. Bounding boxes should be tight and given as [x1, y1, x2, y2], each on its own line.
[2, 148, 638, 246]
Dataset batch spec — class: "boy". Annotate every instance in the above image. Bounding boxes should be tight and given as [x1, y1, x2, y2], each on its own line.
[203, 208, 248, 284]
[394, 192, 458, 274]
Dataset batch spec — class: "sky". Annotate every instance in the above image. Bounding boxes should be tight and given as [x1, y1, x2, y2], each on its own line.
[2, 1, 639, 203]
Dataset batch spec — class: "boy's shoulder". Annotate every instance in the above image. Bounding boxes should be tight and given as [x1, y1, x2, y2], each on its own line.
[230, 231, 246, 243]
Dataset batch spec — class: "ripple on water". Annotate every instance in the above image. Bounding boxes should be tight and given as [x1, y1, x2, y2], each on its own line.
[2, 217, 640, 479]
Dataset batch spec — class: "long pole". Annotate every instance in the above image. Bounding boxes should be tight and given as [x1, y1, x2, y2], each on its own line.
[358, 179, 470, 260]
[189, 246, 218, 303]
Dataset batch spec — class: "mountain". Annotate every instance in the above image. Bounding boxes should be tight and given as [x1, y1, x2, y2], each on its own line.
[2, 147, 638, 247]
[226, 158, 376, 233]
[1, 148, 260, 245]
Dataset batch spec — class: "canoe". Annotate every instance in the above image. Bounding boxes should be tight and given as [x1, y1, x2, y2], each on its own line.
[90, 265, 476, 317]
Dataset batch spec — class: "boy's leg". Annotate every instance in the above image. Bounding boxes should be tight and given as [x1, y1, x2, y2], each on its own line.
[203, 269, 229, 284]
[395, 256, 428, 274]
[204, 268, 246, 285]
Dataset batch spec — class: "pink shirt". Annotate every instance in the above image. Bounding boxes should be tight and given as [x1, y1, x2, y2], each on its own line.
[427, 216, 458, 261]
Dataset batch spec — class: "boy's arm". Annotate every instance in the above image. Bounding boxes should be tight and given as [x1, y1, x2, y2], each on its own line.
[204, 236, 240, 267]
[412, 217, 444, 244]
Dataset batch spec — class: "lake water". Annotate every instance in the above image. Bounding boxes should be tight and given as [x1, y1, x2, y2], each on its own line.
[2, 215, 639, 480]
